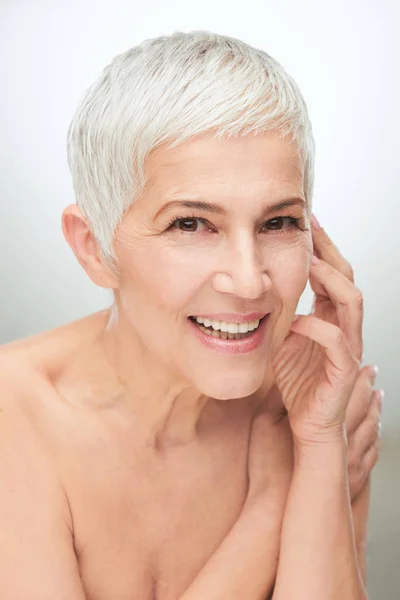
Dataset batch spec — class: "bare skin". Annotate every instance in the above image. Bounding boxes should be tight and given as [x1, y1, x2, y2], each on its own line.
[1, 310, 265, 600]
[0, 133, 382, 599]
[0, 306, 380, 600]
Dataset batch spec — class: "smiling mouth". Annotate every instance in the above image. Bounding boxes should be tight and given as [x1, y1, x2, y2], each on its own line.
[188, 316, 267, 340]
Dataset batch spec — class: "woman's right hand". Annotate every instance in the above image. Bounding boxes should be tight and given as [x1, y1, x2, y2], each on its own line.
[247, 362, 382, 508]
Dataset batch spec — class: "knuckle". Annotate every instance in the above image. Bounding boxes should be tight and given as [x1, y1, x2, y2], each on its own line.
[333, 326, 346, 346]
[352, 287, 364, 311]
[344, 262, 355, 281]
[371, 419, 380, 440]
[371, 453, 379, 470]
[349, 353, 361, 374]
[348, 354, 364, 378]
[369, 403, 381, 423]
[361, 364, 373, 382]
[368, 446, 380, 469]
[348, 455, 359, 478]
[364, 415, 380, 440]
[363, 457, 375, 476]
[373, 390, 384, 412]
[323, 233, 334, 248]
[369, 417, 381, 442]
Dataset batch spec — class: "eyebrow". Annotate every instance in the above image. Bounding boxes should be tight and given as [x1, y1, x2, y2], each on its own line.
[154, 197, 306, 219]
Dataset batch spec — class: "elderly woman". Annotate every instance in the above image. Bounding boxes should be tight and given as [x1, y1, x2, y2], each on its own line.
[1, 31, 382, 600]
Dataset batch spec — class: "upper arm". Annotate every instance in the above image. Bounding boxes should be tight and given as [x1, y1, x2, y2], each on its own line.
[0, 399, 87, 600]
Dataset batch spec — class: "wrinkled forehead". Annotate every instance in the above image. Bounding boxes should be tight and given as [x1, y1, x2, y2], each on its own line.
[142, 132, 305, 206]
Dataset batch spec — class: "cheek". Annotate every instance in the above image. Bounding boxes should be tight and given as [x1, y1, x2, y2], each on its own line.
[267, 245, 311, 352]
[269, 245, 311, 303]
[118, 234, 312, 314]
[119, 243, 209, 313]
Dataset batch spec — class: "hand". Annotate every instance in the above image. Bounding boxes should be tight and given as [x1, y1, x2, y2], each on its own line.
[248, 216, 382, 493]
[272, 215, 363, 445]
[251, 365, 383, 505]
[307, 215, 382, 491]
[346, 365, 383, 500]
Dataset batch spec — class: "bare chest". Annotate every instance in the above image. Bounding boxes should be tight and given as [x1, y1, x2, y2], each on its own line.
[65, 428, 251, 600]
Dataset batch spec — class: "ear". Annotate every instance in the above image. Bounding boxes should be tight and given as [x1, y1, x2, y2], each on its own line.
[61, 204, 119, 289]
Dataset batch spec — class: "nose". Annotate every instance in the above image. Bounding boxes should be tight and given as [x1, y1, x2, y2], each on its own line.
[212, 235, 271, 300]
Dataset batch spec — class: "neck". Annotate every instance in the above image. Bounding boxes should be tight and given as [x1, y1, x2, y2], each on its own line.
[93, 304, 219, 449]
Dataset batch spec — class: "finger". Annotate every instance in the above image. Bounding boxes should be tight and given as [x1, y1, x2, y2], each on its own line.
[348, 395, 381, 458]
[362, 437, 381, 475]
[345, 366, 377, 434]
[309, 256, 363, 361]
[309, 215, 355, 306]
[311, 214, 354, 282]
[290, 314, 358, 378]
[349, 438, 380, 502]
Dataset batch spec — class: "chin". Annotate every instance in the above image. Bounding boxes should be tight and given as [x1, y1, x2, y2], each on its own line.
[196, 369, 265, 401]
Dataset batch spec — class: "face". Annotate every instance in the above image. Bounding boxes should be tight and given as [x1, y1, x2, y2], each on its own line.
[113, 131, 313, 400]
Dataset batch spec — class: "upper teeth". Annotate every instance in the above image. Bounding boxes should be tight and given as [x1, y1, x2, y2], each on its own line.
[194, 317, 261, 334]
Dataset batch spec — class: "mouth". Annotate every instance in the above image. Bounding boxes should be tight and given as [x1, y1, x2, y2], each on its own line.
[187, 314, 270, 354]
[188, 315, 266, 340]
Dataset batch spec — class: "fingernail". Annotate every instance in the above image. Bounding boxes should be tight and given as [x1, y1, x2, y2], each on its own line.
[378, 421, 383, 439]
[370, 366, 379, 382]
[380, 389, 385, 405]
[311, 254, 320, 265]
[311, 214, 321, 231]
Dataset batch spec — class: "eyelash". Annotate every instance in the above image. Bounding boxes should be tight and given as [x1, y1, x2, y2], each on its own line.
[165, 214, 305, 234]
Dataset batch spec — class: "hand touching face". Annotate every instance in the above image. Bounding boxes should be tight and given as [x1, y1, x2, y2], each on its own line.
[249, 215, 382, 502]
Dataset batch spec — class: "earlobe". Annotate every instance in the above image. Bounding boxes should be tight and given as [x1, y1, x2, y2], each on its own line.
[61, 204, 119, 289]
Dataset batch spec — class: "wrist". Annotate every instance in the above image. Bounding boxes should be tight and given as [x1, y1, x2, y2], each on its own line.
[244, 483, 289, 524]
[293, 423, 347, 457]
[293, 429, 348, 472]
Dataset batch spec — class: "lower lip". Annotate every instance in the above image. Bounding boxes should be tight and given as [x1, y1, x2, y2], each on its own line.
[187, 315, 270, 355]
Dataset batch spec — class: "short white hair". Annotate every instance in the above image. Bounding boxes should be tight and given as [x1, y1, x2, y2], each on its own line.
[66, 30, 316, 266]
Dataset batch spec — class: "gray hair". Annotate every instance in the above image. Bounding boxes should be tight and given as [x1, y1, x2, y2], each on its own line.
[66, 30, 316, 266]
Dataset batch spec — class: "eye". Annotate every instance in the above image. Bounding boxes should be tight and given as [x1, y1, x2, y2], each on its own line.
[261, 216, 302, 232]
[167, 217, 211, 233]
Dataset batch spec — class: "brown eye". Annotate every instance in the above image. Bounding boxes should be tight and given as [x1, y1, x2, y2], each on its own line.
[262, 217, 300, 231]
[177, 218, 199, 232]
[167, 217, 211, 233]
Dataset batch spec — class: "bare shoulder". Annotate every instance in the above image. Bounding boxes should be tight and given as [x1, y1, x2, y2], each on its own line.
[0, 337, 73, 533]
[0, 308, 110, 382]
[0, 335, 65, 480]
[0, 308, 109, 460]
[0, 311, 112, 529]
[0, 307, 114, 459]
[0, 331, 90, 599]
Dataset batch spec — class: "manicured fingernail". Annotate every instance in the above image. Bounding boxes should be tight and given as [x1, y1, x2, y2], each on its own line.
[370, 366, 379, 382]
[311, 214, 321, 231]
[380, 389, 385, 404]
[378, 421, 383, 439]
[311, 254, 320, 265]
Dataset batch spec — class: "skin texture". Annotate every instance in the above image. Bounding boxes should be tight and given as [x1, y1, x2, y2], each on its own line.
[0, 132, 381, 600]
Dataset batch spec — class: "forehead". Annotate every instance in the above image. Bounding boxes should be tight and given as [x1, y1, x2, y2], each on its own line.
[143, 132, 304, 200]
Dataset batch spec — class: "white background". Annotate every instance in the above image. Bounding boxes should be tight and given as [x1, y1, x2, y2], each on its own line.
[0, 1, 399, 597]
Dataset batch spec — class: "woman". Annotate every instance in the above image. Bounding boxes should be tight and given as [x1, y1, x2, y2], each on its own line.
[0, 31, 382, 599]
